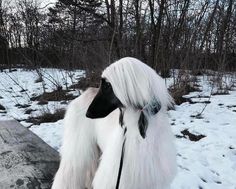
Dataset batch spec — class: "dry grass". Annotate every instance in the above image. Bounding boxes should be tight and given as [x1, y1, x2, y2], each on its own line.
[170, 83, 201, 105]
[209, 73, 233, 95]
[70, 71, 100, 91]
[169, 72, 201, 105]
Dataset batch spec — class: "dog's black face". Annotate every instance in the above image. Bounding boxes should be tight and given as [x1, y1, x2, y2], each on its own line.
[86, 78, 123, 119]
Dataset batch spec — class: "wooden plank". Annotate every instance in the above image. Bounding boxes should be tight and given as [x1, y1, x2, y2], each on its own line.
[0, 120, 60, 189]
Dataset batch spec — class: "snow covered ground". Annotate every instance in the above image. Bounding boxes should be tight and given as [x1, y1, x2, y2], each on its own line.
[170, 78, 236, 189]
[0, 68, 236, 188]
[0, 68, 84, 149]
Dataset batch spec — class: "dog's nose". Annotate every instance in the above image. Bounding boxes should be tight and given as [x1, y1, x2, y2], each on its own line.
[86, 110, 94, 118]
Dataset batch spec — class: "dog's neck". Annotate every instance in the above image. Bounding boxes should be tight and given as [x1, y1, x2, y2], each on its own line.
[119, 108, 144, 138]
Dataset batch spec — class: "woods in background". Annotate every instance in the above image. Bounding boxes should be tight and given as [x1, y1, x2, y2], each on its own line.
[0, 0, 235, 75]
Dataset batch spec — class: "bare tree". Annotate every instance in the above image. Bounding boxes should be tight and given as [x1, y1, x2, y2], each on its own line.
[1, 0, 235, 74]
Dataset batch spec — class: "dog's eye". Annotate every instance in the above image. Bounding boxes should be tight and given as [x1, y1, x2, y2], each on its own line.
[104, 82, 111, 89]
[101, 78, 112, 90]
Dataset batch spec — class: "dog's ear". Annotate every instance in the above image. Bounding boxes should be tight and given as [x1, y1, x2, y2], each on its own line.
[86, 79, 123, 119]
[138, 111, 148, 138]
[138, 99, 161, 138]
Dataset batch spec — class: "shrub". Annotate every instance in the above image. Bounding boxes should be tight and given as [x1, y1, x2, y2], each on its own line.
[70, 70, 101, 91]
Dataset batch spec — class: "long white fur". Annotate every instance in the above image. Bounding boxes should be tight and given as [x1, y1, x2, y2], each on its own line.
[52, 57, 177, 189]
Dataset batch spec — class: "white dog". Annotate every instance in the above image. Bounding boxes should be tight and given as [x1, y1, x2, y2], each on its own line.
[52, 57, 177, 189]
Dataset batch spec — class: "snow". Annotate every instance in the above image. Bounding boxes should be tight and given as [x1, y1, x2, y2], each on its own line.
[0, 68, 84, 149]
[30, 120, 63, 151]
[0, 68, 236, 188]
[169, 74, 236, 189]
[170, 89, 236, 189]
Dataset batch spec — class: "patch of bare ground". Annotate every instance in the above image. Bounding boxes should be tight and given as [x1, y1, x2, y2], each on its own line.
[226, 105, 236, 112]
[30, 89, 76, 103]
[226, 105, 236, 108]
[26, 108, 65, 125]
[187, 99, 211, 104]
[25, 108, 36, 114]
[0, 104, 6, 111]
[176, 129, 206, 141]
[190, 114, 204, 119]
[15, 104, 31, 108]
[212, 90, 229, 95]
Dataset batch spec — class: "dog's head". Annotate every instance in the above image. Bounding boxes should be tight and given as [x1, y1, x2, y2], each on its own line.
[85, 57, 173, 138]
[86, 78, 123, 119]
[86, 57, 173, 120]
